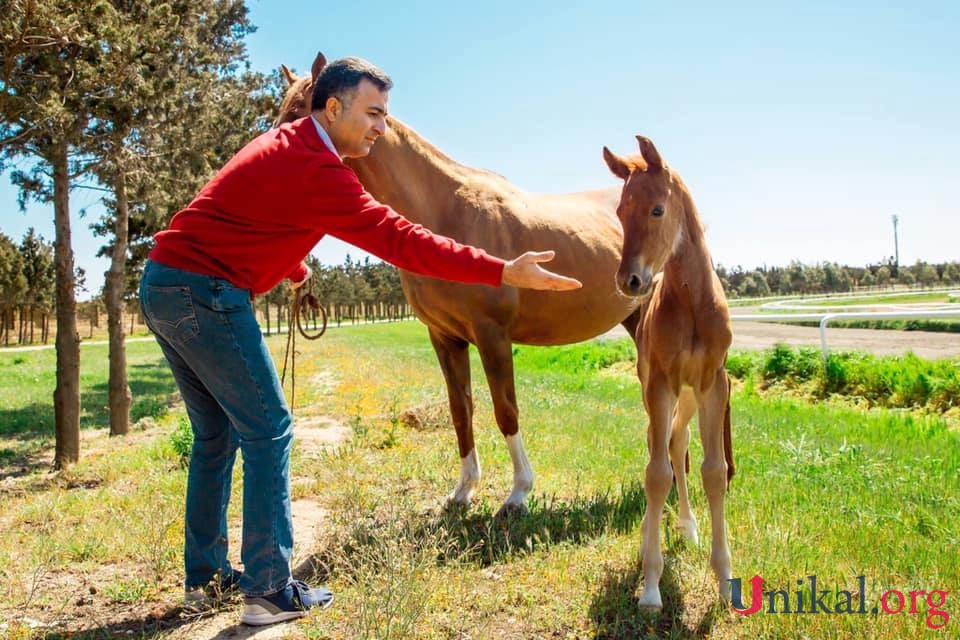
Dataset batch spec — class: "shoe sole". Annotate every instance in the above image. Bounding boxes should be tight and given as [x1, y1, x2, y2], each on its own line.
[240, 595, 334, 626]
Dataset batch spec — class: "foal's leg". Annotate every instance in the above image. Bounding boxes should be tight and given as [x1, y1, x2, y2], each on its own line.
[638, 371, 677, 610]
[670, 386, 699, 545]
[428, 329, 480, 505]
[475, 326, 533, 513]
[695, 368, 733, 602]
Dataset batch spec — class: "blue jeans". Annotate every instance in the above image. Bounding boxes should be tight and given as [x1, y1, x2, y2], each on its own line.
[139, 259, 294, 597]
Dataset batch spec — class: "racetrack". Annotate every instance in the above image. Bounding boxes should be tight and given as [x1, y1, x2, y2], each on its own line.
[604, 320, 960, 359]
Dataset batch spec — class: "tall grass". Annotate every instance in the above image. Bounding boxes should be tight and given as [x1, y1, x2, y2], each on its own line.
[727, 344, 960, 412]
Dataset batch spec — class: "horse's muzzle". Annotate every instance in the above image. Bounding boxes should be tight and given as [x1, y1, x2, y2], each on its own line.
[618, 268, 653, 298]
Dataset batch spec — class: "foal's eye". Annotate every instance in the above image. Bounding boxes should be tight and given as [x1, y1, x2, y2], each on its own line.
[651, 205, 665, 217]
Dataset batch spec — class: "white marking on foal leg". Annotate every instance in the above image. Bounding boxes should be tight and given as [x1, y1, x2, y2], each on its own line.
[503, 433, 534, 509]
[447, 448, 481, 505]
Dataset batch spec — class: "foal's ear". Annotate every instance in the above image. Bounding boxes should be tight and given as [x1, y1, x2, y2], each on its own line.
[636, 136, 663, 171]
[280, 64, 298, 87]
[603, 146, 634, 180]
[311, 52, 327, 81]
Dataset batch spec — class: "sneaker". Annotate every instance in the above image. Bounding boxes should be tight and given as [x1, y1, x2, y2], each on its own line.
[240, 580, 334, 626]
[184, 569, 243, 608]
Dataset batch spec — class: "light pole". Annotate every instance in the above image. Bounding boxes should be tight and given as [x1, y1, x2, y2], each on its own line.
[891, 214, 900, 277]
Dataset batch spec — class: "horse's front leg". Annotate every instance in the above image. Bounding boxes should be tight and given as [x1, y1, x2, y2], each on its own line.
[638, 370, 677, 611]
[475, 325, 533, 515]
[428, 328, 480, 505]
[671, 386, 699, 545]
[695, 367, 733, 602]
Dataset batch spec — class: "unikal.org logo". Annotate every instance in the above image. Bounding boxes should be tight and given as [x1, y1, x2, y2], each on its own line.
[729, 574, 949, 631]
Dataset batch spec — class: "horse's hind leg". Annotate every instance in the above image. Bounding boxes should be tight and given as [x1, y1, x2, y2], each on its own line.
[671, 387, 698, 545]
[638, 371, 677, 610]
[428, 328, 480, 505]
[475, 325, 533, 514]
[695, 367, 733, 602]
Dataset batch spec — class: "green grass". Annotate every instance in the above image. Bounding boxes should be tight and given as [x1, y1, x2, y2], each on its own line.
[0, 321, 958, 639]
[0, 340, 177, 438]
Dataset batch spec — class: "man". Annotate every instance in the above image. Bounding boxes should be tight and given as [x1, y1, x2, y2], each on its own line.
[139, 57, 581, 626]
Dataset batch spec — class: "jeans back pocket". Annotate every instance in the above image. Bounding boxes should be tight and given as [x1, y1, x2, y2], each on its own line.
[143, 285, 200, 346]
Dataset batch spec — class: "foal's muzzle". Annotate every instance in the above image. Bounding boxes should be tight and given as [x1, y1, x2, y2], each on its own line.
[618, 268, 653, 298]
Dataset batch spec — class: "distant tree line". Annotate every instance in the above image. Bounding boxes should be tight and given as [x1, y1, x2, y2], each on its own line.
[258, 255, 413, 334]
[0, 228, 56, 345]
[716, 260, 960, 298]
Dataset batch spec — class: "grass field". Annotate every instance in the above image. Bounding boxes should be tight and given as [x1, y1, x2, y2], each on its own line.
[0, 321, 958, 639]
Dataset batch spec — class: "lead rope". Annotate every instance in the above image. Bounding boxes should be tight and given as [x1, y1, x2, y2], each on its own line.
[280, 282, 328, 411]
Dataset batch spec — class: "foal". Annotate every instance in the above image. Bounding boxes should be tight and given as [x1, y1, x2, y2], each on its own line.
[603, 137, 735, 609]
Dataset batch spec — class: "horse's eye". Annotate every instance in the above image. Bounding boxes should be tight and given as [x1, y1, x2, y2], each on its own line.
[652, 205, 665, 217]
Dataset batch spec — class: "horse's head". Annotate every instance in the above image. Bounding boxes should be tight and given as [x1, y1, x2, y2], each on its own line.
[603, 136, 681, 298]
[275, 52, 327, 126]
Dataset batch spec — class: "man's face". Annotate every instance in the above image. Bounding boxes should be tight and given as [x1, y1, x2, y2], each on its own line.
[325, 78, 389, 158]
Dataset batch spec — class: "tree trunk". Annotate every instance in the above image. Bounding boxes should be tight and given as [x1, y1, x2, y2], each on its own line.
[106, 165, 132, 436]
[51, 144, 81, 469]
[264, 298, 271, 335]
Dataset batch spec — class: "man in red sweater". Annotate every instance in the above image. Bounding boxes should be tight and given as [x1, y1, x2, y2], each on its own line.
[140, 57, 580, 626]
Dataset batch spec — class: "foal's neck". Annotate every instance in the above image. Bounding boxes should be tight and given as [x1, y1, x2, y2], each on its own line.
[346, 118, 468, 229]
[663, 183, 717, 308]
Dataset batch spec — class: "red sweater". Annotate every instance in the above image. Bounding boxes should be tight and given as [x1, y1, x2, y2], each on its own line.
[149, 116, 505, 295]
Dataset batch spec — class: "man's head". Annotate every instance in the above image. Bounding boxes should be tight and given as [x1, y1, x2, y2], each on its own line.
[311, 57, 393, 158]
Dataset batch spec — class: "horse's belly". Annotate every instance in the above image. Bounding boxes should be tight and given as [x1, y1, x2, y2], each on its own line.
[510, 291, 639, 345]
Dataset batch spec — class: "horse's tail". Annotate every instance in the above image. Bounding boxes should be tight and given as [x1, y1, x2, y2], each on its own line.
[723, 371, 735, 488]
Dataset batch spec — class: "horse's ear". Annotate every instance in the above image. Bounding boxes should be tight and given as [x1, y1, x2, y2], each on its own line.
[603, 146, 634, 180]
[311, 52, 327, 81]
[636, 136, 663, 171]
[280, 64, 298, 87]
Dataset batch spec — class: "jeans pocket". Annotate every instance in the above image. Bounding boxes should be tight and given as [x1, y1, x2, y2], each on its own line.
[143, 285, 200, 346]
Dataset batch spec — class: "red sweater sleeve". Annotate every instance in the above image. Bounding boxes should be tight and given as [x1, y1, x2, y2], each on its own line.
[303, 163, 505, 287]
[287, 261, 309, 284]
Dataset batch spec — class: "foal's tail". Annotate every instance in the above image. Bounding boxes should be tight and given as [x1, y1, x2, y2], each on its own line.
[723, 371, 735, 488]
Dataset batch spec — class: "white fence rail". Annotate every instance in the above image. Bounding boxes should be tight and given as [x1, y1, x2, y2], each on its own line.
[729, 310, 960, 359]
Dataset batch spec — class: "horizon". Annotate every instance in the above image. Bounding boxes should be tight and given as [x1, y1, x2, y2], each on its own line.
[2, 1, 958, 297]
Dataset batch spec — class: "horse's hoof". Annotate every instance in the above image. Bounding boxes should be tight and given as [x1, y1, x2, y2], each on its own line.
[637, 591, 663, 611]
[495, 501, 529, 519]
[678, 519, 699, 545]
[445, 484, 477, 508]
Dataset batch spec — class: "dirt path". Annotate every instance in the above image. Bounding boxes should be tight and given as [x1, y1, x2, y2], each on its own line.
[0, 414, 352, 639]
[604, 321, 960, 359]
[165, 415, 350, 640]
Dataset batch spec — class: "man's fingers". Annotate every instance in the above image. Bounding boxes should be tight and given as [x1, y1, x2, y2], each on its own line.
[524, 250, 556, 263]
[542, 271, 582, 290]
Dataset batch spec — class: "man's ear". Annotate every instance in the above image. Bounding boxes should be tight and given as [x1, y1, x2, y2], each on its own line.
[324, 96, 341, 120]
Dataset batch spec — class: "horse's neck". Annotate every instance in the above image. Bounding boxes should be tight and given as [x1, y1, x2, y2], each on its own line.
[663, 189, 717, 308]
[346, 119, 466, 229]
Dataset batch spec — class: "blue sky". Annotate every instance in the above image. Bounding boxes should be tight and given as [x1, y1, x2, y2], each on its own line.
[2, 1, 958, 297]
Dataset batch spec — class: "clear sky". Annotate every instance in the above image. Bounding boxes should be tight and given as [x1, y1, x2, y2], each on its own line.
[2, 0, 958, 297]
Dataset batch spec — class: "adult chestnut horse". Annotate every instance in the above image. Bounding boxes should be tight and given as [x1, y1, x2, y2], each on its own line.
[278, 54, 640, 512]
[603, 137, 735, 609]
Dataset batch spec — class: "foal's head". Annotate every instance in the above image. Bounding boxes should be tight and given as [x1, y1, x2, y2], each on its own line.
[274, 52, 326, 126]
[603, 137, 684, 298]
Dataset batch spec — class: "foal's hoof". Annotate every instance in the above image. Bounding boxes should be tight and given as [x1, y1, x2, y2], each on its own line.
[637, 590, 664, 612]
[678, 519, 700, 546]
[494, 501, 529, 519]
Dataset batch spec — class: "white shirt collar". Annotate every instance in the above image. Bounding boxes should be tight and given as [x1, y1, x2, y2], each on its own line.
[310, 115, 341, 158]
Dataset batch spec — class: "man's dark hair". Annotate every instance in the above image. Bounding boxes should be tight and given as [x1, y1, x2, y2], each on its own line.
[311, 57, 393, 111]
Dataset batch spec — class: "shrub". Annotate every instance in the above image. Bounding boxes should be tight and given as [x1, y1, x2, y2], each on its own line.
[169, 415, 193, 464]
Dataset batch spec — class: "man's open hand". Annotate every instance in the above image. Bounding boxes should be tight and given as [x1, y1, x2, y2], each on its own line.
[501, 251, 582, 291]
